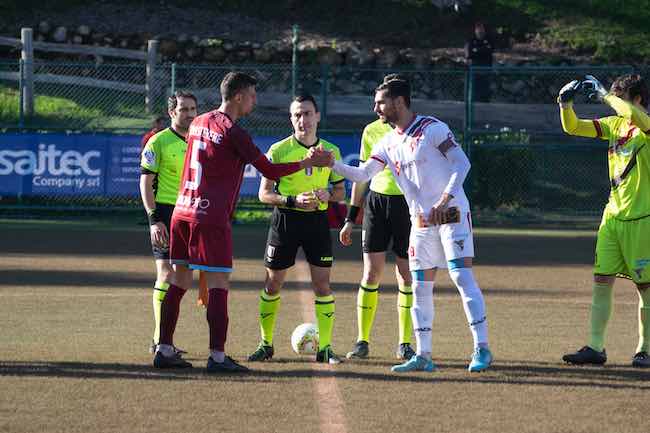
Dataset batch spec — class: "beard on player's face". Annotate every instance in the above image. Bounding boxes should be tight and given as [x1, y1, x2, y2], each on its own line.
[379, 106, 398, 124]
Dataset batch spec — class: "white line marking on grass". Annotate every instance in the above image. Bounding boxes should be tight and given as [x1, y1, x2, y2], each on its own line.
[294, 259, 348, 433]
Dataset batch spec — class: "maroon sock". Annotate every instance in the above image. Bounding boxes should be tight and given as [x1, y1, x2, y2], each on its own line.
[207, 288, 229, 351]
[159, 284, 187, 346]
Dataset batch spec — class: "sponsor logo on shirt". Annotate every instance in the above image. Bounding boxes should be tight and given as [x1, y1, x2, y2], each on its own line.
[175, 194, 211, 214]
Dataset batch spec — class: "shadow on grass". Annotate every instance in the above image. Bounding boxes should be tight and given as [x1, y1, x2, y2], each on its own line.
[0, 224, 597, 266]
[0, 269, 584, 298]
[2, 360, 649, 389]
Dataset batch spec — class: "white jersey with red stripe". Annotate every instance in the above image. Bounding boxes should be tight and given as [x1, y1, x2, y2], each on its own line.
[369, 115, 470, 221]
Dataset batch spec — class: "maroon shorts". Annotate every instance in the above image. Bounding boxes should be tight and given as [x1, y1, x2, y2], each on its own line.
[169, 217, 233, 272]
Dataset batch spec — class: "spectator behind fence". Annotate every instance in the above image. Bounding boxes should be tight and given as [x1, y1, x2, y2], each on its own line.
[464, 22, 494, 102]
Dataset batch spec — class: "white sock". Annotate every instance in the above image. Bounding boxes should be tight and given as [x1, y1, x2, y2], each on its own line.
[157, 344, 175, 357]
[410, 280, 434, 357]
[449, 267, 488, 348]
[210, 350, 225, 363]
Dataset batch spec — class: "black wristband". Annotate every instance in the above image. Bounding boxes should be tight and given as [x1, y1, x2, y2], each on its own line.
[345, 205, 361, 224]
[147, 208, 162, 226]
[285, 195, 296, 208]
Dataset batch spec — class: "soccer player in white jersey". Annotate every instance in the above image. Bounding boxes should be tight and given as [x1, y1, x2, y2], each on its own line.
[325, 79, 492, 372]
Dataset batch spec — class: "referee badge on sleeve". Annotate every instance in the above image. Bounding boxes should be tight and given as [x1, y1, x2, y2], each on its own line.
[143, 149, 156, 166]
[267, 245, 276, 258]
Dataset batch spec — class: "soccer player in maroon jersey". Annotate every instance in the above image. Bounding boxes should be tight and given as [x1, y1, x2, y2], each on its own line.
[153, 72, 333, 372]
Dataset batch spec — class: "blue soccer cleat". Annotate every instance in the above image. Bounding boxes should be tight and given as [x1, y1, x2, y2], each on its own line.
[468, 347, 493, 372]
[391, 354, 436, 373]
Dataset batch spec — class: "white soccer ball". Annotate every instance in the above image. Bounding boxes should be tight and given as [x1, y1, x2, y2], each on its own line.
[291, 323, 319, 355]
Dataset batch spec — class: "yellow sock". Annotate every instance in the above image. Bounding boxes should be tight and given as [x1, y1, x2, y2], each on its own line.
[152, 281, 169, 345]
[397, 285, 413, 345]
[589, 281, 614, 352]
[315, 294, 335, 350]
[357, 283, 378, 342]
[259, 290, 281, 346]
[636, 288, 650, 353]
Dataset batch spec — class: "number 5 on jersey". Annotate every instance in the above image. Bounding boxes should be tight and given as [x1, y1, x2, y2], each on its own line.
[185, 139, 207, 190]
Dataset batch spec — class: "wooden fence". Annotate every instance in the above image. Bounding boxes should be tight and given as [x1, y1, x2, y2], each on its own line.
[0, 28, 159, 116]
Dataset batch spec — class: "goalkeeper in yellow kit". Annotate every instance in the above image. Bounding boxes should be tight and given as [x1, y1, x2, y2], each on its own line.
[558, 74, 650, 368]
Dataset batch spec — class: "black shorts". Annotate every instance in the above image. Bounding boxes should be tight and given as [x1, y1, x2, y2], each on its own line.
[362, 190, 411, 258]
[150, 202, 174, 260]
[264, 208, 333, 270]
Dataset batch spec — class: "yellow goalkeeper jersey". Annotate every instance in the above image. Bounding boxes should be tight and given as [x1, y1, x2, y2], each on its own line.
[594, 116, 650, 220]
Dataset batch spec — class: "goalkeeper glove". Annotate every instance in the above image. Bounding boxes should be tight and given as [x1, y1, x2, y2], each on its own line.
[582, 75, 608, 101]
[558, 79, 582, 103]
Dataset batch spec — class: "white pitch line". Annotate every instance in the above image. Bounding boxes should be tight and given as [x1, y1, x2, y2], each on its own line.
[293, 259, 349, 433]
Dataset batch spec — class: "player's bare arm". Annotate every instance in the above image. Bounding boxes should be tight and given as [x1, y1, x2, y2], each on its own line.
[315, 181, 345, 203]
[139, 173, 168, 247]
[339, 178, 369, 246]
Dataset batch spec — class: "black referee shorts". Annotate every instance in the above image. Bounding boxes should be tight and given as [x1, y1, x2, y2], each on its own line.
[362, 190, 411, 259]
[149, 202, 174, 260]
[264, 207, 333, 270]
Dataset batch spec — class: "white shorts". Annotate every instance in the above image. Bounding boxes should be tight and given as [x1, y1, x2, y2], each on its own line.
[408, 211, 474, 271]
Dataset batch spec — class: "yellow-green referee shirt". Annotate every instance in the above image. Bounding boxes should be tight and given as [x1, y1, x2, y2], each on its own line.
[266, 136, 344, 212]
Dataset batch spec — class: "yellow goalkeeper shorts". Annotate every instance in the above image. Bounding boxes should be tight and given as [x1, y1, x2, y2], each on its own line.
[594, 210, 650, 283]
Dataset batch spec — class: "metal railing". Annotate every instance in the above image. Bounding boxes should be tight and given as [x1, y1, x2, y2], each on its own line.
[1, 61, 638, 224]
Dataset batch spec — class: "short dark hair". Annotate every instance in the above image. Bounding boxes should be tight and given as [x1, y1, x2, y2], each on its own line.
[168, 90, 197, 111]
[383, 73, 408, 84]
[376, 79, 411, 108]
[220, 72, 257, 101]
[292, 93, 319, 112]
[610, 74, 649, 108]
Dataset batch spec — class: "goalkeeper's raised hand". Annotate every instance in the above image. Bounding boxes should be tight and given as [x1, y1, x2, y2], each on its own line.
[558, 79, 582, 103]
[583, 75, 608, 101]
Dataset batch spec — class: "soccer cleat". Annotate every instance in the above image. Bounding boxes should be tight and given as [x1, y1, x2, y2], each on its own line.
[149, 340, 187, 355]
[316, 346, 343, 364]
[391, 354, 436, 373]
[248, 343, 274, 362]
[632, 351, 650, 368]
[346, 341, 369, 359]
[153, 351, 192, 369]
[173, 346, 188, 355]
[396, 343, 416, 360]
[562, 346, 607, 365]
[468, 347, 493, 372]
[206, 356, 250, 373]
